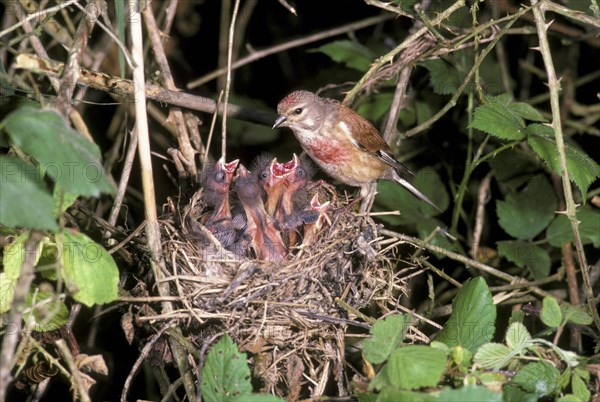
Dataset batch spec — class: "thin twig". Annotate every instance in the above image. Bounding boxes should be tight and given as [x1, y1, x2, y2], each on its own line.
[530, 0, 600, 332]
[0, 232, 43, 402]
[221, 0, 241, 159]
[187, 14, 394, 89]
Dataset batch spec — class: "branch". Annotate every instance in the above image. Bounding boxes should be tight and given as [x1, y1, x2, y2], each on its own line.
[530, 0, 600, 332]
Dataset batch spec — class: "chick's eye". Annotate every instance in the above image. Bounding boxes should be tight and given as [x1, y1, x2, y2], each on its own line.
[297, 168, 306, 177]
[260, 170, 269, 180]
[293, 108, 303, 115]
[214, 171, 226, 183]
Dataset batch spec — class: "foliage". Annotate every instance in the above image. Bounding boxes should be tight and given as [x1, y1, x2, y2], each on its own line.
[201, 335, 284, 402]
[1, 0, 599, 400]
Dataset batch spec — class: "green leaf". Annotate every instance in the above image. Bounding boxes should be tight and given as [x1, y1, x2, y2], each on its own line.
[313, 40, 374, 71]
[0, 273, 16, 314]
[505, 322, 531, 350]
[487, 150, 539, 192]
[560, 303, 593, 326]
[435, 277, 496, 352]
[53, 185, 79, 217]
[546, 207, 600, 248]
[421, 59, 464, 95]
[557, 395, 584, 402]
[24, 290, 69, 332]
[356, 93, 394, 122]
[201, 334, 252, 402]
[540, 296, 562, 328]
[229, 394, 285, 402]
[571, 371, 590, 402]
[473, 343, 511, 369]
[363, 314, 411, 364]
[61, 231, 119, 306]
[511, 361, 559, 397]
[497, 240, 551, 280]
[382, 345, 447, 390]
[503, 384, 540, 402]
[2, 233, 43, 280]
[527, 124, 600, 199]
[2, 107, 114, 196]
[509, 102, 546, 122]
[496, 175, 557, 240]
[377, 388, 436, 402]
[469, 95, 527, 140]
[375, 167, 448, 225]
[437, 385, 502, 401]
[0, 156, 59, 231]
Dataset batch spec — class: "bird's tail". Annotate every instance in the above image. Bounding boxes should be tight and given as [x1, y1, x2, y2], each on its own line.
[392, 172, 442, 212]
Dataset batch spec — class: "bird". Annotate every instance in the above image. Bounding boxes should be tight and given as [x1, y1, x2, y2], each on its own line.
[200, 157, 239, 246]
[252, 154, 287, 217]
[275, 154, 313, 245]
[273, 90, 440, 212]
[300, 194, 331, 250]
[234, 164, 287, 262]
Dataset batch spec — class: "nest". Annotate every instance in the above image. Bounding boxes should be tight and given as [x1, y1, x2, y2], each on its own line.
[148, 183, 409, 399]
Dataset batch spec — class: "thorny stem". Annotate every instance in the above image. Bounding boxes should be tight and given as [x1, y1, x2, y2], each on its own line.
[344, 0, 466, 105]
[530, 0, 600, 332]
[402, 5, 531, 139]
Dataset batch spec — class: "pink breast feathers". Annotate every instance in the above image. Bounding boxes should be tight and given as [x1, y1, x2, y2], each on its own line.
[307, 140, 351, 164]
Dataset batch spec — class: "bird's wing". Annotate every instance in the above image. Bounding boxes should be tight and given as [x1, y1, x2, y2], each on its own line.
[340, 105, 414, 177]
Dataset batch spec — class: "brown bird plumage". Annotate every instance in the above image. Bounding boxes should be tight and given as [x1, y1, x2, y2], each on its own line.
[273, 90, 439, 211]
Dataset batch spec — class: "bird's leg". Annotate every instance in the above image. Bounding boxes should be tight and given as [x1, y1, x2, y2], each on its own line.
[359, 182, 378, 214]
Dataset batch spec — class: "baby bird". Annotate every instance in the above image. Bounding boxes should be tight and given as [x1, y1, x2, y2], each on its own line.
[234, 164, 287, 262]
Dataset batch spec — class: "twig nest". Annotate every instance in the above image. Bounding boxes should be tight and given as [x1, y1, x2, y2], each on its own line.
[153, 174, 407, 398]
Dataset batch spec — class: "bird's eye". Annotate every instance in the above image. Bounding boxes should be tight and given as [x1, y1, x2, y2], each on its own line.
[215, 171, 226, 183]
[297, 168, 306, 178]
[293, 108, 303, 115]
[260, 169, 269, 180]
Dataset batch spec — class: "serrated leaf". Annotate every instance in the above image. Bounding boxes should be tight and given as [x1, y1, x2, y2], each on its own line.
[435, 277, 496, 352]
[201, 334, 252, 402]
[377, 388, 435, 402]
[505, 322, 531, 350]
[61, 231, 119, 306]
[511, 361, 559, 397]
[469, 95, 527, 140]
[496, 175, 557, 240]
[473, 343, 511, 369]
[229, 394, 285, 402]
[2, 108, 114, 196]
[503, 384, 540, 402]
[0, 156, 59, 231]
[546, 207, 600, 248]
[24, 290, 69, 332]
[363, 314, 411, 364]
[541, 296, 562, 328]
[313, 40, 374, 71]
[356, 93, 394, 122]
[375, 167, 448, 225]
[488, 150, 539, 192]
[2, 233, 42, 280]
[0, 273, 16, 314]
[53, 185, 79, 217]
[527, 124, 600, 199]
[437, 385, 503, 401]
[571, 372, 590, 402]
[509, 102, 546, 122]
[497, 240, 550, 280]
[421, 59, 464, 95]
[560, 303, 593, 326]
[383, 345, 447, 390]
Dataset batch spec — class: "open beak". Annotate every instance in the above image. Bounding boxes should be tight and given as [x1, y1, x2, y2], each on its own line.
[272, 114, 287, 129]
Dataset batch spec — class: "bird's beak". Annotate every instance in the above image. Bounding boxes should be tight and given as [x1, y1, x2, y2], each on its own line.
[272, 114, 287, 129]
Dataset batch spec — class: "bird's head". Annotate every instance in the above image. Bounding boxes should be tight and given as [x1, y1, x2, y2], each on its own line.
[273, 90, 326, 132]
